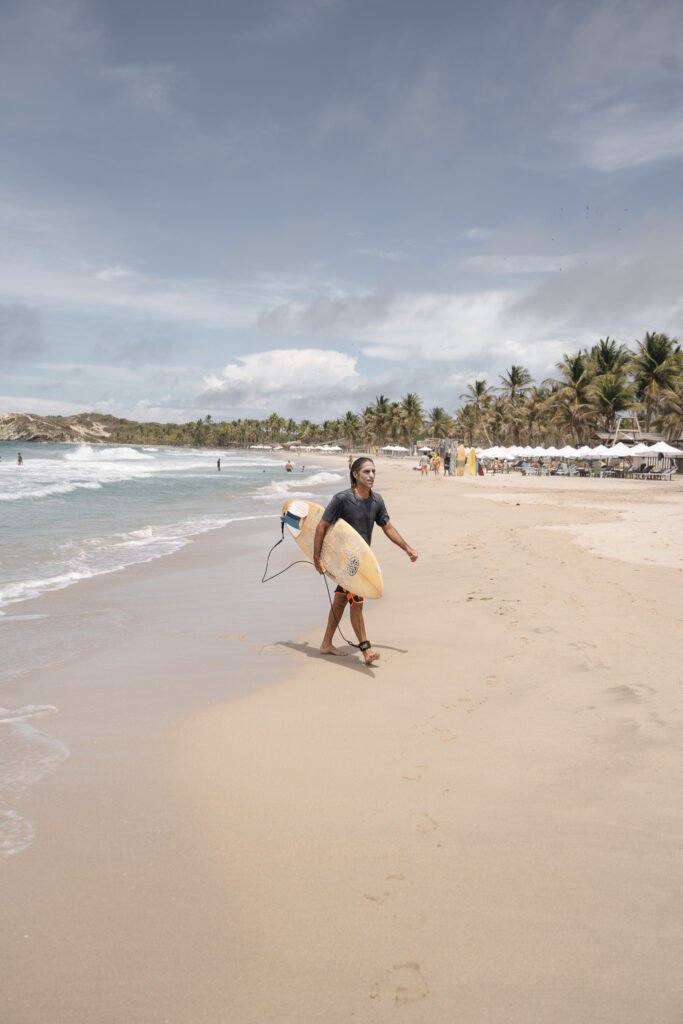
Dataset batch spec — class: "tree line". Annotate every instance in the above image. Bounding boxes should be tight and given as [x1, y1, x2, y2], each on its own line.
[93, 331, 682, 449]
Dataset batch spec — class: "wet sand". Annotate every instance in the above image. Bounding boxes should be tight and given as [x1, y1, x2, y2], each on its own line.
[2, 462, 683, 1022]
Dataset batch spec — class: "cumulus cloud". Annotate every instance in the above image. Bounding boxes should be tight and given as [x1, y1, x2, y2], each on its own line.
[0, 304, 47, 362]
[199, 348, 363, 411]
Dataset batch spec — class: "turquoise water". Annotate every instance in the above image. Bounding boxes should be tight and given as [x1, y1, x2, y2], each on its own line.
[0, 441, 344, 859]
[0, 442, 342, 611]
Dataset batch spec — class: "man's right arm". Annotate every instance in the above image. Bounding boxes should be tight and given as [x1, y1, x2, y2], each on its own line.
[313, 519, 331, 574]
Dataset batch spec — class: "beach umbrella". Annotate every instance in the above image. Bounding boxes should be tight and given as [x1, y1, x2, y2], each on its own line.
[608, 442, 633, 457]
[589, 444, 612, 459]
[530, 446, 547, 457]
[557, 445, 578, 457]
[545, 446, 561, 456]
[650, 441, 683, 456]
[575, 445, 593, 457]
[628, 443, 652, 456]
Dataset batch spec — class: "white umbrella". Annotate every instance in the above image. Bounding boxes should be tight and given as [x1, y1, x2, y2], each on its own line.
[628, 443, 652, 456]
[393, 445, 409, 451]
[589, 444, 612, 458]
[545, 446, 561, 456]
[608, 442, 633, 457]
[650, 440, 683, 456]
[557, 445, 579, 457]
[576, 445, 593, 457]
[328, 445, 343, 451]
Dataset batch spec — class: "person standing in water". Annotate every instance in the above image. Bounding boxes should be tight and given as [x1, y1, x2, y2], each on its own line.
[313, 456, 418, 666]
[17, 452, 23, 466]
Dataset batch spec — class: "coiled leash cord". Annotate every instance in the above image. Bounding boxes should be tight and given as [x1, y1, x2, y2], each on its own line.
[261, 522, 370, 652]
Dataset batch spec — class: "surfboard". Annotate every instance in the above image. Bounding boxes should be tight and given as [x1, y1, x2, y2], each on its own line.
[456, 444, 466, 476]
[281, 499, 383, 599]
[468, 448, 476, 476]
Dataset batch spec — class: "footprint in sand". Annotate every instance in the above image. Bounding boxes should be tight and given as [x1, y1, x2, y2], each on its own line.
[412, 812, 439, 833]
[370, 962, 428, 1008]
[364, 874, 406, 906]
[433, 727, 456, 742]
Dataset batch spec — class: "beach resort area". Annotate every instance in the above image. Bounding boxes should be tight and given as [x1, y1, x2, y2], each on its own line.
[1, 446, 682, 1024]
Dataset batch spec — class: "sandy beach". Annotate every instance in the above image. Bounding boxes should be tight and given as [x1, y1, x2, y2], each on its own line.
[2, 458, 683, 1023]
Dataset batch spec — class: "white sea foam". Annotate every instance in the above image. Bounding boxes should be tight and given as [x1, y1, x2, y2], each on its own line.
[0, 514, 272, 611]
[0, 707, 70, 859]
[251, 470, 343, 501]
[0, 811, 34, 859]
[64, 444, 153, 462]
[0, 704, 58, 724]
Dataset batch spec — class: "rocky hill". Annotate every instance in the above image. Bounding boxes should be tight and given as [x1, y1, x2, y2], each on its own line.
[0, 412, 115, 443]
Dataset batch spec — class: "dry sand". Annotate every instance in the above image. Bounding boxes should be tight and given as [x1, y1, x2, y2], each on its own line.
[3, 460, 683, 1023]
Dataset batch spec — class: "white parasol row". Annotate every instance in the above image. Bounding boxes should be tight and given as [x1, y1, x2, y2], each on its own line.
[476, 442, 683, 460]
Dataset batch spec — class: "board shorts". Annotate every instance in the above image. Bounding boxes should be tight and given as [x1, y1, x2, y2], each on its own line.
[335, 585, 364, 605]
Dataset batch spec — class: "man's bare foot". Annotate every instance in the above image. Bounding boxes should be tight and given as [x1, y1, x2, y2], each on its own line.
[320, 643, 348, 657]
[363, 649, 380, 665]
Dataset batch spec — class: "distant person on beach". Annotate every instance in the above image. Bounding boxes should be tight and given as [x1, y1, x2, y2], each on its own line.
[17, 452, 23, 466]
[431, 452, 441, 476]
[314, 456, 418, 666]
[444, 451, 451, 475]
[419, 452, 430, 476]
[285, 460, 293, 472]
[301, 465, 305, 472]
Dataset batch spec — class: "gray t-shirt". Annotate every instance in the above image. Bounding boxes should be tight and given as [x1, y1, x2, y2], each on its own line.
[322, 488, 390, 545]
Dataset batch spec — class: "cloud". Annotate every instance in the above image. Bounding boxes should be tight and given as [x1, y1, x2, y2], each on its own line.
[510, 220, 683, 333]
[0, 305, 47, 362]
[199, 348, 363, 411]
[241, 0, 339, 43]
[93, 336, 176, 367]
[567, 101, 683, 172]
[0, 394, 91, 416]
[355, 247, 407, 262]
[101, 62, 179, 116]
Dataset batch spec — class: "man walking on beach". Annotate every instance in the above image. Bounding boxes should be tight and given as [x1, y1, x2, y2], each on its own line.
[314, 456, 417, 666]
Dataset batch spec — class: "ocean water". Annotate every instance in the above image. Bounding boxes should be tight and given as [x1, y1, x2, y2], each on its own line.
[0, 441, 344, 858]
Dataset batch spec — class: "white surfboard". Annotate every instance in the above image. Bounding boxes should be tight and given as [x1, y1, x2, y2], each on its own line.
[281, 499, 383, 599]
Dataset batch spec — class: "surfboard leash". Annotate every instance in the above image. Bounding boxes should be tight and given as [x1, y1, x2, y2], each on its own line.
[261, 521, 366, 651]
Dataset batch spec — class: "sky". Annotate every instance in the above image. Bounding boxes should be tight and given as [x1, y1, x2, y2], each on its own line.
[1, 0, 683, 424]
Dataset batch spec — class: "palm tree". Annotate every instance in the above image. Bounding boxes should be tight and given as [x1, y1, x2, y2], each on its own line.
[454, 404, 478, 445]
[590, 337, 630, 376]
[363, 395, 394, 448]
[656, 383, 683, 441]
[546, 351, 594, 445]
[341, 410, 362, 446]
[426, 406, 453, 438]
[399, 392, 425, 451]
[496, 365, 534, 444]
[497, 365, 533, 406]
[460, 379, 493, 444]
[589, 374, 636, 433]
[631, 331, 683, 429]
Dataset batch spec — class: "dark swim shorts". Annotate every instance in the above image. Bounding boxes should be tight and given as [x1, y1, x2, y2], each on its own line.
[335, 585, 364, 605]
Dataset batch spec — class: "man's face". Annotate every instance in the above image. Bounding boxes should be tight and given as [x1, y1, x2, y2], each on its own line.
[355, 461, 376, 488]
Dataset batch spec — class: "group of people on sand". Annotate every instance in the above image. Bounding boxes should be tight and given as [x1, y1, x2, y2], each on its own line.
[419, 450, 444, 476]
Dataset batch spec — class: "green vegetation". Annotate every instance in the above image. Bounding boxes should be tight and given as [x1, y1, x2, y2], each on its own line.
[81, 332, 683, 448]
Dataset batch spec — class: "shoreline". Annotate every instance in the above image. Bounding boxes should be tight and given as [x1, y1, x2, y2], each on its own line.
[2, 463, 682, 1021]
